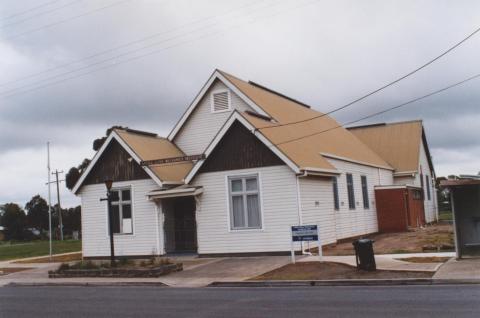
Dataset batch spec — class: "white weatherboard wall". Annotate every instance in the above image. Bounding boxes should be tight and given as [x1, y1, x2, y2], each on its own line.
[417, 141, 438, 223]
[174, 80, 252, 155]
[326, 158, 393, 240]
[192, 165, 299, 254]
[80, 179, 162, 257]
[298, 176, 336, 246]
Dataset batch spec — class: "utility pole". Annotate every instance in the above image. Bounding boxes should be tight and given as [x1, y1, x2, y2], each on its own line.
[52, 170, 64, 241]
[46, 142, 52, 261]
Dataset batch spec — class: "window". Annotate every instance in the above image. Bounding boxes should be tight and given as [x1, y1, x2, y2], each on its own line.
[361, 176, 369, 209]
[346, 173, 355, 210]
[110, 188, 133, 234]
[228, 175, 262, 230]
[425, 175, 431, 200]
[420, 173, 424, 200]
[211, 90, 230, 112]
[332, 177, 339, 210]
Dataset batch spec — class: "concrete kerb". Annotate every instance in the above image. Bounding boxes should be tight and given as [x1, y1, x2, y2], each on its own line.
[6, 281, 168, 287]
[208, 278, 480, 288]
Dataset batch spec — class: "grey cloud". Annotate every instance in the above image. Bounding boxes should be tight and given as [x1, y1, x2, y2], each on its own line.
[1, 0, 480, 206]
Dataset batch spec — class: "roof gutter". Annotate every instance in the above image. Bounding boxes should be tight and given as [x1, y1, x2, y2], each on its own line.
[393, 171, 417, 177]
[299, 167, 340, 177]
[320, 152, 394, 171]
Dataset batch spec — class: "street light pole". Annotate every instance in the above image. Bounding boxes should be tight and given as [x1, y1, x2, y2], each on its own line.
[100, 179, 115, 267]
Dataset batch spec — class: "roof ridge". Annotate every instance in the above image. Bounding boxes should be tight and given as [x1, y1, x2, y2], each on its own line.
[348, 119, 423, 130]
[114, 127, 166, 139]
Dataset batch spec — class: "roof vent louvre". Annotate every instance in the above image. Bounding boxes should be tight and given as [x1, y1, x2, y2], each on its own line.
[212, 90, 230, 112]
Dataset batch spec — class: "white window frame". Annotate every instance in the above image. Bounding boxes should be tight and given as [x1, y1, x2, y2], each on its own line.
[109, 187, 134, 235]
[210, 89, 231, 113]
[227, 174, 263, 231]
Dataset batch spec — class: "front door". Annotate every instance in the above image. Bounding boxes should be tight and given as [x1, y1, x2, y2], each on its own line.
[172, 197, 197, 253]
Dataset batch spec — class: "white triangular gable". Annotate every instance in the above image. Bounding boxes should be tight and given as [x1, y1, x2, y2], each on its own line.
[167, 69, 270, 141]
[71, 131, 163, 194]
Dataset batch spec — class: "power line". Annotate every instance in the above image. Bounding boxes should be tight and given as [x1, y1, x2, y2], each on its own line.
[1, 0, 80, 29]
[0, 0, 318, 99]
[0, 0, 282, 97]
[4, 0, 131, 40]
[0, 0, 61, 21]
[0, 0, 268, 88]
[259, 25, 480, 131]
[273, 72, 480, 146]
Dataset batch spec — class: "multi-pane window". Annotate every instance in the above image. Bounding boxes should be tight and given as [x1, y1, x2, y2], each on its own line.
[361, 176, 369, 209]
[425, 175, 431, 200]
[229, 175, 262, 230]
[110, 188, 133, 234]
[332, 177, 340, 210]
[346, 173, 355, 210]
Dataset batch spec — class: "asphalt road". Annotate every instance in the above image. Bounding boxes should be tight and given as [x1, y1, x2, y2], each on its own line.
[1, 285, 479, 318]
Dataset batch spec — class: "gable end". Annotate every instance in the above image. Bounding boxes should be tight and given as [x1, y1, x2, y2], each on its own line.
[84, 138, 150, 186]
[199, 120, 284, 173]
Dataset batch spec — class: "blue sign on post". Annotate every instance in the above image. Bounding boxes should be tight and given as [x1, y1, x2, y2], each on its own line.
[291, 225, 318, 242]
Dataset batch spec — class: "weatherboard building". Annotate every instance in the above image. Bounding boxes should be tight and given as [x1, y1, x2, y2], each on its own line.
[72, 70, 438, 258]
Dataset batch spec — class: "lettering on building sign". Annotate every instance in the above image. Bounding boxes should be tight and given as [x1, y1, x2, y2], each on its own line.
[140, 154, 205, 166]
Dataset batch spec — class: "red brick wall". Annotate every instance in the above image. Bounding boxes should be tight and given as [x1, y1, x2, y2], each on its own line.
[375, 188, 408, 233]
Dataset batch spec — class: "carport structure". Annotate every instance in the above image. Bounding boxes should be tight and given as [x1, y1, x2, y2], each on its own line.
[441, 178, 480, 258]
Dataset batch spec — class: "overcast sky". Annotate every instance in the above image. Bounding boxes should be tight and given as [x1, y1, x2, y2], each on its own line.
[1, 0, 479, 208]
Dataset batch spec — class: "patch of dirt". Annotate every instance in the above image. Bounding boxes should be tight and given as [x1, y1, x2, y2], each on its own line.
[0, 268, 31, 276]
[397, 257, 451, 263]
[14, 252, 82, 264]
[251, 262, 433, 280]
[322, 223, 454, 256]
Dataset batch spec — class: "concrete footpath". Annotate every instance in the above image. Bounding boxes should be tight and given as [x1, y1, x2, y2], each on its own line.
[434, 258, 480, 279]
[2, 252, 479, 288]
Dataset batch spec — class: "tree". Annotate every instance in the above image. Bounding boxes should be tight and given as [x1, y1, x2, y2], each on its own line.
[63, 206, 81, 234]
[92, 125, 127, 151]
[0, 203, 26, 240]
[25, 195, 49, 232]
[65, 158, 91, 190]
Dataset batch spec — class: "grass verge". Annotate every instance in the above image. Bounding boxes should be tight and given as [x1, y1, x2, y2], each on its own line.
[0, 240, 81, 261]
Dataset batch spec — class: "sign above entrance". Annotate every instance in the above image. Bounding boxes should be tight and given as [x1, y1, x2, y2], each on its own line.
[140, 154, 205, 166]
[291, 225, 318, 242]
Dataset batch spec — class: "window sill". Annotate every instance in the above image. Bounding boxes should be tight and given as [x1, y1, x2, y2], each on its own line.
[229, 228, 264, 233]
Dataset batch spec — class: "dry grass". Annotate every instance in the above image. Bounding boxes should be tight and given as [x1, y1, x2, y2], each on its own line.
[0, 268, 31, 276]
[251, 262, 433, 280]
[397, 257, 451, 263]
[322, 223, 454, 256]
[14, 252, 82, 264]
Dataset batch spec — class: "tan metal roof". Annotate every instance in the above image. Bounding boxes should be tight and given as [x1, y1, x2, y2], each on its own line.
[219, 71, 393, 171]
[348, 120, 423, 174]
[115, 129, 193, 183]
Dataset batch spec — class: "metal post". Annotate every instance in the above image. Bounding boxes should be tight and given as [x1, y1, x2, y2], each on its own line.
[290, 226, 295, 264]
[46, 142, 52, 261]
[53, 170, 64, 241]
[101, 189, 116, 267]
[317, 224, 323, 262]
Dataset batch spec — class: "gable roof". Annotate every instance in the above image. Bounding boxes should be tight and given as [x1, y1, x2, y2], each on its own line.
[173, 69, 392, 176]
[72, 128, 193, 193]
[219, 71, 393, 171]
[348, 120, 434, 175]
